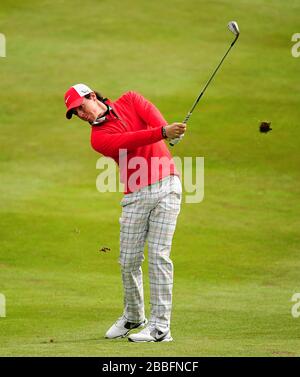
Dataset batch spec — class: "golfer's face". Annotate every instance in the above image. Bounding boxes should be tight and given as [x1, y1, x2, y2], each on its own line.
[74, 96, 105, 123]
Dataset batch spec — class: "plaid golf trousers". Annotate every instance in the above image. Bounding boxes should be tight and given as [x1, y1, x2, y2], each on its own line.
[119, 174, 182, 330]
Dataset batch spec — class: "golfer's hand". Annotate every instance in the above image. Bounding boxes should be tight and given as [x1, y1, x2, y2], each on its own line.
[165, 123, 186, 139]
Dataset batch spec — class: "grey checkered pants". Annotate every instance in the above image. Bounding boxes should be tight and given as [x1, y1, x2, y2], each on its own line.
[119, 175, 182, 330]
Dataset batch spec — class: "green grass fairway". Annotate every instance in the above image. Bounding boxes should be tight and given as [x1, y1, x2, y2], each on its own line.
[1, 0, 300, 356]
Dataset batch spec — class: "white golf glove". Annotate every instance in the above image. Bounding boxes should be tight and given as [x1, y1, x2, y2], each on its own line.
[169, 134, 185, 146]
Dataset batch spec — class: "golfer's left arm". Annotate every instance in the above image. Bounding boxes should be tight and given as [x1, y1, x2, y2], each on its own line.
[91, 123, 185, 158]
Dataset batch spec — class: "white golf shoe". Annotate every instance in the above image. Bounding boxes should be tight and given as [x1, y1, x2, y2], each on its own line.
[128, 323, 173, 342]
[105, 315, 148, 339]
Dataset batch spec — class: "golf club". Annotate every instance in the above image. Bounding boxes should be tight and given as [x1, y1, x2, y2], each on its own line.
[169, 21, 240, 146]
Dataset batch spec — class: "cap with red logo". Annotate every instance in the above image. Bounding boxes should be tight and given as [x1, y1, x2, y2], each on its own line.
[64, 83, 93, 119]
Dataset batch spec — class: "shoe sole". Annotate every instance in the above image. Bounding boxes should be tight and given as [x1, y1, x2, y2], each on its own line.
[128, 337, 173, 343]
[105, 319, 148, 339]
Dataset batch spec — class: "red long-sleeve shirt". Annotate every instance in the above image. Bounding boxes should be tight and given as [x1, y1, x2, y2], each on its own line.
[90, 91, 179, 194]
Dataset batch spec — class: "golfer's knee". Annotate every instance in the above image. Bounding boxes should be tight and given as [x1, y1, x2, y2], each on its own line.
[149, 253, 173, 268]
[119, 254, 144, 272]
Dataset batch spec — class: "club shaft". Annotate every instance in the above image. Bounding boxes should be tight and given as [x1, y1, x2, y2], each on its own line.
[183, 34, 239, 124]
[169, 33, 239, 146]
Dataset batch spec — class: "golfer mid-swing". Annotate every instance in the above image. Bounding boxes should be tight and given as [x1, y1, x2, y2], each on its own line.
[64, 83, 186, 342]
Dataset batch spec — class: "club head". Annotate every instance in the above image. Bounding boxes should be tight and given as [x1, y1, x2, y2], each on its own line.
[228, 21, 240, 36]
